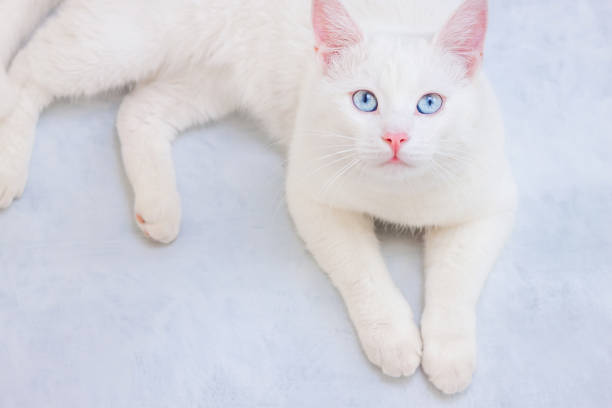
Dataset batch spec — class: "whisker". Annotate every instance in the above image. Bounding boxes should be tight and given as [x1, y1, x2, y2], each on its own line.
[319, 158, 361, 197]
[430, 158, 458, 186]
[315, 148, 360, 162]
[307, 154, 358, 178]
[316, 144, 380, 153]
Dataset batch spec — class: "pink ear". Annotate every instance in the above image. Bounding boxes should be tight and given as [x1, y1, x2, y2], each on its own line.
[435, 0, 488, 78]
[312, 0, 362, 65]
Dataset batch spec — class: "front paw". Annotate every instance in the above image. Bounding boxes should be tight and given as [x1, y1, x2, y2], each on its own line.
[421, 313, 477, 394]
[134, 190, 181, 244]
[354, 305, 422, 378]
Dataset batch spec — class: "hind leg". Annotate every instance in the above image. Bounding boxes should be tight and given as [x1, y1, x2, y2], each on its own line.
[0, 85, 48, 207]
[0, 2, 167, 208]
[117, 69, 236, 243]
[0, 0, 63, 117]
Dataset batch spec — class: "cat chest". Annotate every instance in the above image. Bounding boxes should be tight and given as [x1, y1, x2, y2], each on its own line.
[328, 182, 482, 227]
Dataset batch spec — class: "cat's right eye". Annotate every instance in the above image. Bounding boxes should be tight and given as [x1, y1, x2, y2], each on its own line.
[352, 90, 378, 113]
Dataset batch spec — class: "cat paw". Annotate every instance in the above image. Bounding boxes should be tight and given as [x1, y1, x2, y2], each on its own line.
[0, 142, 29, 209]
[134, 191, 181, 244]
[421, 330, 476, 394]
[355, 307, 422, 378]
[0, 103, 34, 209]
[0, 169, 27, 209]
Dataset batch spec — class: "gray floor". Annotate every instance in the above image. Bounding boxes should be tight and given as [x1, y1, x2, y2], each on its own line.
[1, 1, 611, 407]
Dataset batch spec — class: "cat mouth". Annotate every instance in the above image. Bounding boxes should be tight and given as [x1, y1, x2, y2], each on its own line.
[382, 157, 415, 168]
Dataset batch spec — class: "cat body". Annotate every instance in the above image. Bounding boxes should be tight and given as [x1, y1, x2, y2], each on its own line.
[0, 0, 516, 394]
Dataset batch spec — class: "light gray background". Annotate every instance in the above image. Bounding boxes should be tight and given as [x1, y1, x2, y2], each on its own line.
[1, 1, 611, 407]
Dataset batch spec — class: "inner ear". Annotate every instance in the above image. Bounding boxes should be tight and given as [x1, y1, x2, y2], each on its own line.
[312, 0, 362, 65]
[434, 0, 488, 78]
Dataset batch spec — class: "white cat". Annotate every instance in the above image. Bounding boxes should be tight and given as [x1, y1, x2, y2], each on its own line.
[0, 0, 516, 394]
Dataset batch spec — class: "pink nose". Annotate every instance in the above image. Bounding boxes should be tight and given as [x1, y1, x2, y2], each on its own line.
[382, 132, 409, 156]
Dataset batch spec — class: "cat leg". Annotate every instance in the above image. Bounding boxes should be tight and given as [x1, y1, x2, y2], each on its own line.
[117, 72, 235, 243]
[0, 73, 48, 207]
[0, 71, 18, 119]
[0, 2, 166, 209]
[0, 0, 63, 117]
[286, 190, 422, 377]
[421, 212, 515, 394]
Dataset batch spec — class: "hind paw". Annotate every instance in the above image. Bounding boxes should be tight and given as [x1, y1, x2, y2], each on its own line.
[134, 190, 181, 244]
[0, 170, 27, 209]
[0, 120, 30, 209]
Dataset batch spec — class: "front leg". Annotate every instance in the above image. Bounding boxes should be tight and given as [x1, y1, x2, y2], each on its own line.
[421, 212, 515, 394]
[287, 190, 422, 377]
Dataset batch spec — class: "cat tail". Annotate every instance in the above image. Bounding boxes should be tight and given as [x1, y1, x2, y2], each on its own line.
[0, 0, 62, 117]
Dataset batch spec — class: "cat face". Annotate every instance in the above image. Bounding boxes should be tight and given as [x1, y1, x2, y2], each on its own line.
[306, 0, 488, 183]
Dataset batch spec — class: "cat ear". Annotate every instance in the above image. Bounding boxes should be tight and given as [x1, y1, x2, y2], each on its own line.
[312, 0, 362, 65]
[434, 0, 488, 78]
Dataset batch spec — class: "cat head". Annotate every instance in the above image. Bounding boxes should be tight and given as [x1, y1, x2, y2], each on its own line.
[303, 0, 489, 185]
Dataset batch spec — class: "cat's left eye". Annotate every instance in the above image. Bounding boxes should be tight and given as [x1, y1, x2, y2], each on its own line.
[352, 90, 378, 112]
[417, 93, 444, 115]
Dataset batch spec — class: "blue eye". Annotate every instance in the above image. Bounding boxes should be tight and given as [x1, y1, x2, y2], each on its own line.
[417, 93, 444, 115]
[352, 90, 378, 112]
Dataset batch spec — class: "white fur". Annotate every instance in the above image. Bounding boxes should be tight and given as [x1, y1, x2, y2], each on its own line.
[0, 0, 516, 394]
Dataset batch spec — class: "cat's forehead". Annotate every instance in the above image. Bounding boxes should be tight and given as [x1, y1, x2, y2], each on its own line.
[368, 28, 434, 41]
[349, 35, 457, 94]
[365, 33, 433, 63]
